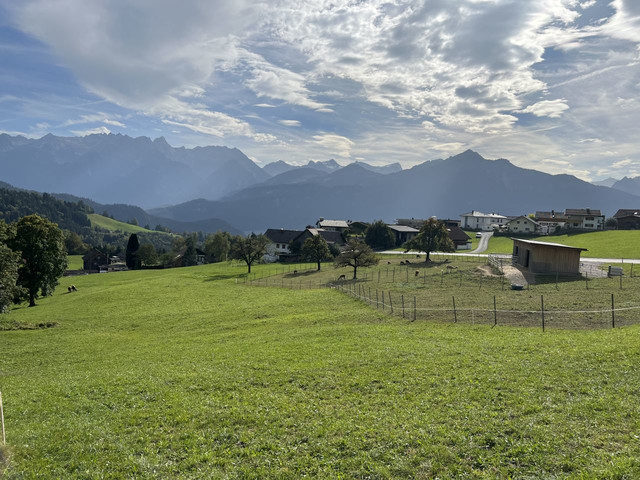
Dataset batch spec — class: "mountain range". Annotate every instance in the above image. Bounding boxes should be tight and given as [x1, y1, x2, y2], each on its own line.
[2, 133, 640, 233]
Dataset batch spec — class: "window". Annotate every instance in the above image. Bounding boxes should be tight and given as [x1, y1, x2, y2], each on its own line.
[276, 244, 280, 248]
[586, 216, 594, 220]
[585, 224, 593, 227]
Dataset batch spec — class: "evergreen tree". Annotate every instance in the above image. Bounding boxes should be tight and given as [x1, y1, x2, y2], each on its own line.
[125, 233, 141, 269]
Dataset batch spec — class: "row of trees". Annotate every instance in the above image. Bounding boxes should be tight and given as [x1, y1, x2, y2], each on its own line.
[1, 215, 67, 312]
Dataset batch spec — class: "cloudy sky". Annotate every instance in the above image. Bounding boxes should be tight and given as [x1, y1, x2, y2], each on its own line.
[0, 0, 639, 180]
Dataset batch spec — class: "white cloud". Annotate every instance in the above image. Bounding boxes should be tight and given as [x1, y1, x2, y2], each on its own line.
[312, 134, 354, 158]
[71, 126, 111, 136]
[520, 99, 570, 118]
[278, 120, 301, 127]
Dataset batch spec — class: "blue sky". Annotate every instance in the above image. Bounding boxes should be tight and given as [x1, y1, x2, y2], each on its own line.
[1, 0, 639, 180]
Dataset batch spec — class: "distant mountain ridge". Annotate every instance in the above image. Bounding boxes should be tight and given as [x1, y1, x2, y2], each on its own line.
[152, 149, 640, 232]
[611, 176, 640, 197]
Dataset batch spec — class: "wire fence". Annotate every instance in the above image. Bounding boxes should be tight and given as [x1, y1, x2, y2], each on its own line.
[243, 259, 640, 330]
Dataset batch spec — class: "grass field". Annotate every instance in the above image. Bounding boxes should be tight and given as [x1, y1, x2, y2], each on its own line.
[2, 261, 640, 477]
[66, 254, 83, 270]
[88, 213, 161, 234]
[482, 230, 640, 258]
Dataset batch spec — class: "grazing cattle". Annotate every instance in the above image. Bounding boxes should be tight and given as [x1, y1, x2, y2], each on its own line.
[68, 285, 78, 292]
[68, 286, 72, 293]
[416, 255, 421, 258]
[446, 265, 458, 272]
[400, 261, 405, 265]
[293, 270, 298, 274]
[405, 259, 411, 264]
[337, 274, 346, 281]
[415, 270, 420, 277]
[387, 261, 391, 264]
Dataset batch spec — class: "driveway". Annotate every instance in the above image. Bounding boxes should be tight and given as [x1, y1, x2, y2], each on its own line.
[469, 231, 493, 254]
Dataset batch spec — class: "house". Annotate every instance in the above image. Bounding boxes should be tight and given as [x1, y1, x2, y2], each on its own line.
[506, 216, 541, 234]
[195, 248, 206, 265]
[448, 226, 472, 250]
[292, 228, 345, 247]
[172, 246, 207, 267]
[460, 210, 508, 231]
[440, 218, 461, 228]
[512, 238, 587, 275]
[396, 218, 427, 229]
[564, 208, 604, 230]
[82, 248, 108, 271]
[534, 210, 566, 234]
[387, 225, 419, 246]
[347, 221, 369, 235]
[613, 209, 640, 229]
[263, 228, 304, 262]
[315, 218, 350, 232]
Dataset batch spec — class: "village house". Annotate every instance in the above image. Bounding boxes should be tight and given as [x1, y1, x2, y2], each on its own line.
[447, 226, 472, 250]
[293, 227, 345, 247]
[263, 228, 304, 262]
[387, 224, 419, 246]
[534, 210, 567, 234]
[506, 215, 541, 234]
[82, 248, 109, 271]
[564, 208, 604, 230]
[460, 210, 508, 231]
[613, 209, 640, 229]
[315, 218, 349, 233]
[512, 238, 587, 275]
[396, 218, 427, 229]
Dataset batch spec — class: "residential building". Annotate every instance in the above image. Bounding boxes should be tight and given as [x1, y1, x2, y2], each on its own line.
[564, 208, 604, 230]
[396, 218, 427, 229]
[460, 210, 508, 231]
[447, 226, 472, 250]
[82, 249, 109, 271]
[264, 228, 304, 262]
[315, 218, 349, 232]
[506, 216, 541, 234]
[512, 238, 587, 275]
[387, 225, 419, 246]
[292, 228, 345, 247]
[534, 210, 566, 234]
[613, 209, 640, 229]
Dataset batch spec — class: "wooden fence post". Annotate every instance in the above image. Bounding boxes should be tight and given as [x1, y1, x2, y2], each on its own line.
[452, 296, 457, 323]
[389, 291, 393, 313]
[401, 295, 405, 319]
[441, 270, 444, 286]
[0, 390, 5, 446]
[376, 290, 379, 309]
[492, 295, 497, 328]
[611, 293, 615, 328]
[555, 272, 559, 290]
[585, 272, 588, 290]
[541, 295, 545, 332]
[413, 296, 417, 322]
[392, 268, 395, 283]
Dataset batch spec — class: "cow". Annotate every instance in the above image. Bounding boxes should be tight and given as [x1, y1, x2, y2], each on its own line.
[337, 274, 346, 281]
[446, 265, 458, 272]
[415, 270, 420, 277]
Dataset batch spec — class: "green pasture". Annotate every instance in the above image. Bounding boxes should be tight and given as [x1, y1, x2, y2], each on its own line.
[1, 261, 640, 477]
[481, 230, 640, 258]
[88, 213, 163, 235]
[66, 255, 83, 270]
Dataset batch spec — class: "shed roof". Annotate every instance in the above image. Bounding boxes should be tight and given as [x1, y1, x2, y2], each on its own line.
[447, 226, 470, 242]
[565, 208, 603, 216]
[512, 238, 587, 251]
[388, 224, 419, 233]
[317, 219, 349, 228]
[264, 228, 303, 244]
[613, 209, 640, 219]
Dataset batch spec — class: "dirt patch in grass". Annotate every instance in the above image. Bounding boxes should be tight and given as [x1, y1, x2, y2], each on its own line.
[0, 320, 58, 331]
[476, 265, 500, 277]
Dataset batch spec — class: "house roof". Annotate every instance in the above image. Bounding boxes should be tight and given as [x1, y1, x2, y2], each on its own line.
[317, 219, 349, 228]
[512, 238, 587, 251]
[293, 228, 344, 245]
[613, 209, 640, 219]
[447, 225, 470, 242]
[506, 215, 541, 226]
[388, 224, 419, 233]
[565, 208, 603, 216]
[264, 228, 303, 244]
[460, 210, 507, 219]
[82, 248, 108, 261]
[535, 210, 565, 219]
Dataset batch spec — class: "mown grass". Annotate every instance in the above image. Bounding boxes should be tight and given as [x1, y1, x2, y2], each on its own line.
[1, 261, 640, 477]
[66, 254, 83, 270]
[88, 213, 168, 235]
[482, 230, 640, 258]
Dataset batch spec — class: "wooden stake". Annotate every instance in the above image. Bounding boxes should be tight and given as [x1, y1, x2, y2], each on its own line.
[452, 296, 457, 323]
[612, 293, 615, 328]
[492, 295, 497, 328]
[389, 291, 393, 313]
[541, 295, 545, 332]
[401, 295, 405, 319]
[413, 296, 417, 321]
[0, 390, 5, 446]
[555, 271, 559, 290]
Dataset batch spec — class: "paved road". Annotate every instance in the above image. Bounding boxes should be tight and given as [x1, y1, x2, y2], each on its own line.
[469, 231, 493, 254]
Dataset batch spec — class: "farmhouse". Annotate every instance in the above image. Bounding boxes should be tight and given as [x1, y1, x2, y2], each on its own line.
[534, 210, 566, 234]
[387, 224, 419, 246]
[447, 226, 472, 250]
[564, 208, 604, 230]
[613, 209, 640, 229]
[293, 227, 345, 247]
[506, 216, 541, 234]
[315, 218, 349, 232]
[264, 228, 304, 261]
[512, 238, 587, 275]
[82, 248, 109, 271]
[460, 210, 508, 231]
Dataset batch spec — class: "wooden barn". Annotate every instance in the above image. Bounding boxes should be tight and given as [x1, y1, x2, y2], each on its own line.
[512, 238, 587, 275]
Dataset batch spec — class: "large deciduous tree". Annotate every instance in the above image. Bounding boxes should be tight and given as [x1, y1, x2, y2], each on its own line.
[231, 234, 269, 273]
[404, 218, 454, 261]
[302, 234, 332, 271]
[364, 220, 396, 250]
[334, 239, 378, 279]
[8, 214, 67, 307]
[137, 243, 158, 266]
[205, 231, 231, 262]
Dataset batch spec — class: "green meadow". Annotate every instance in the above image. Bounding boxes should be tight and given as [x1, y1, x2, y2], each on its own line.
[88, 213, 171, 236]
[482, 230, 640, 258]
[2, 261, 640, 478]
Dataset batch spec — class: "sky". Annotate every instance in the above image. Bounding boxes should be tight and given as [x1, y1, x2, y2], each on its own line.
[0, 0, 639, 180]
